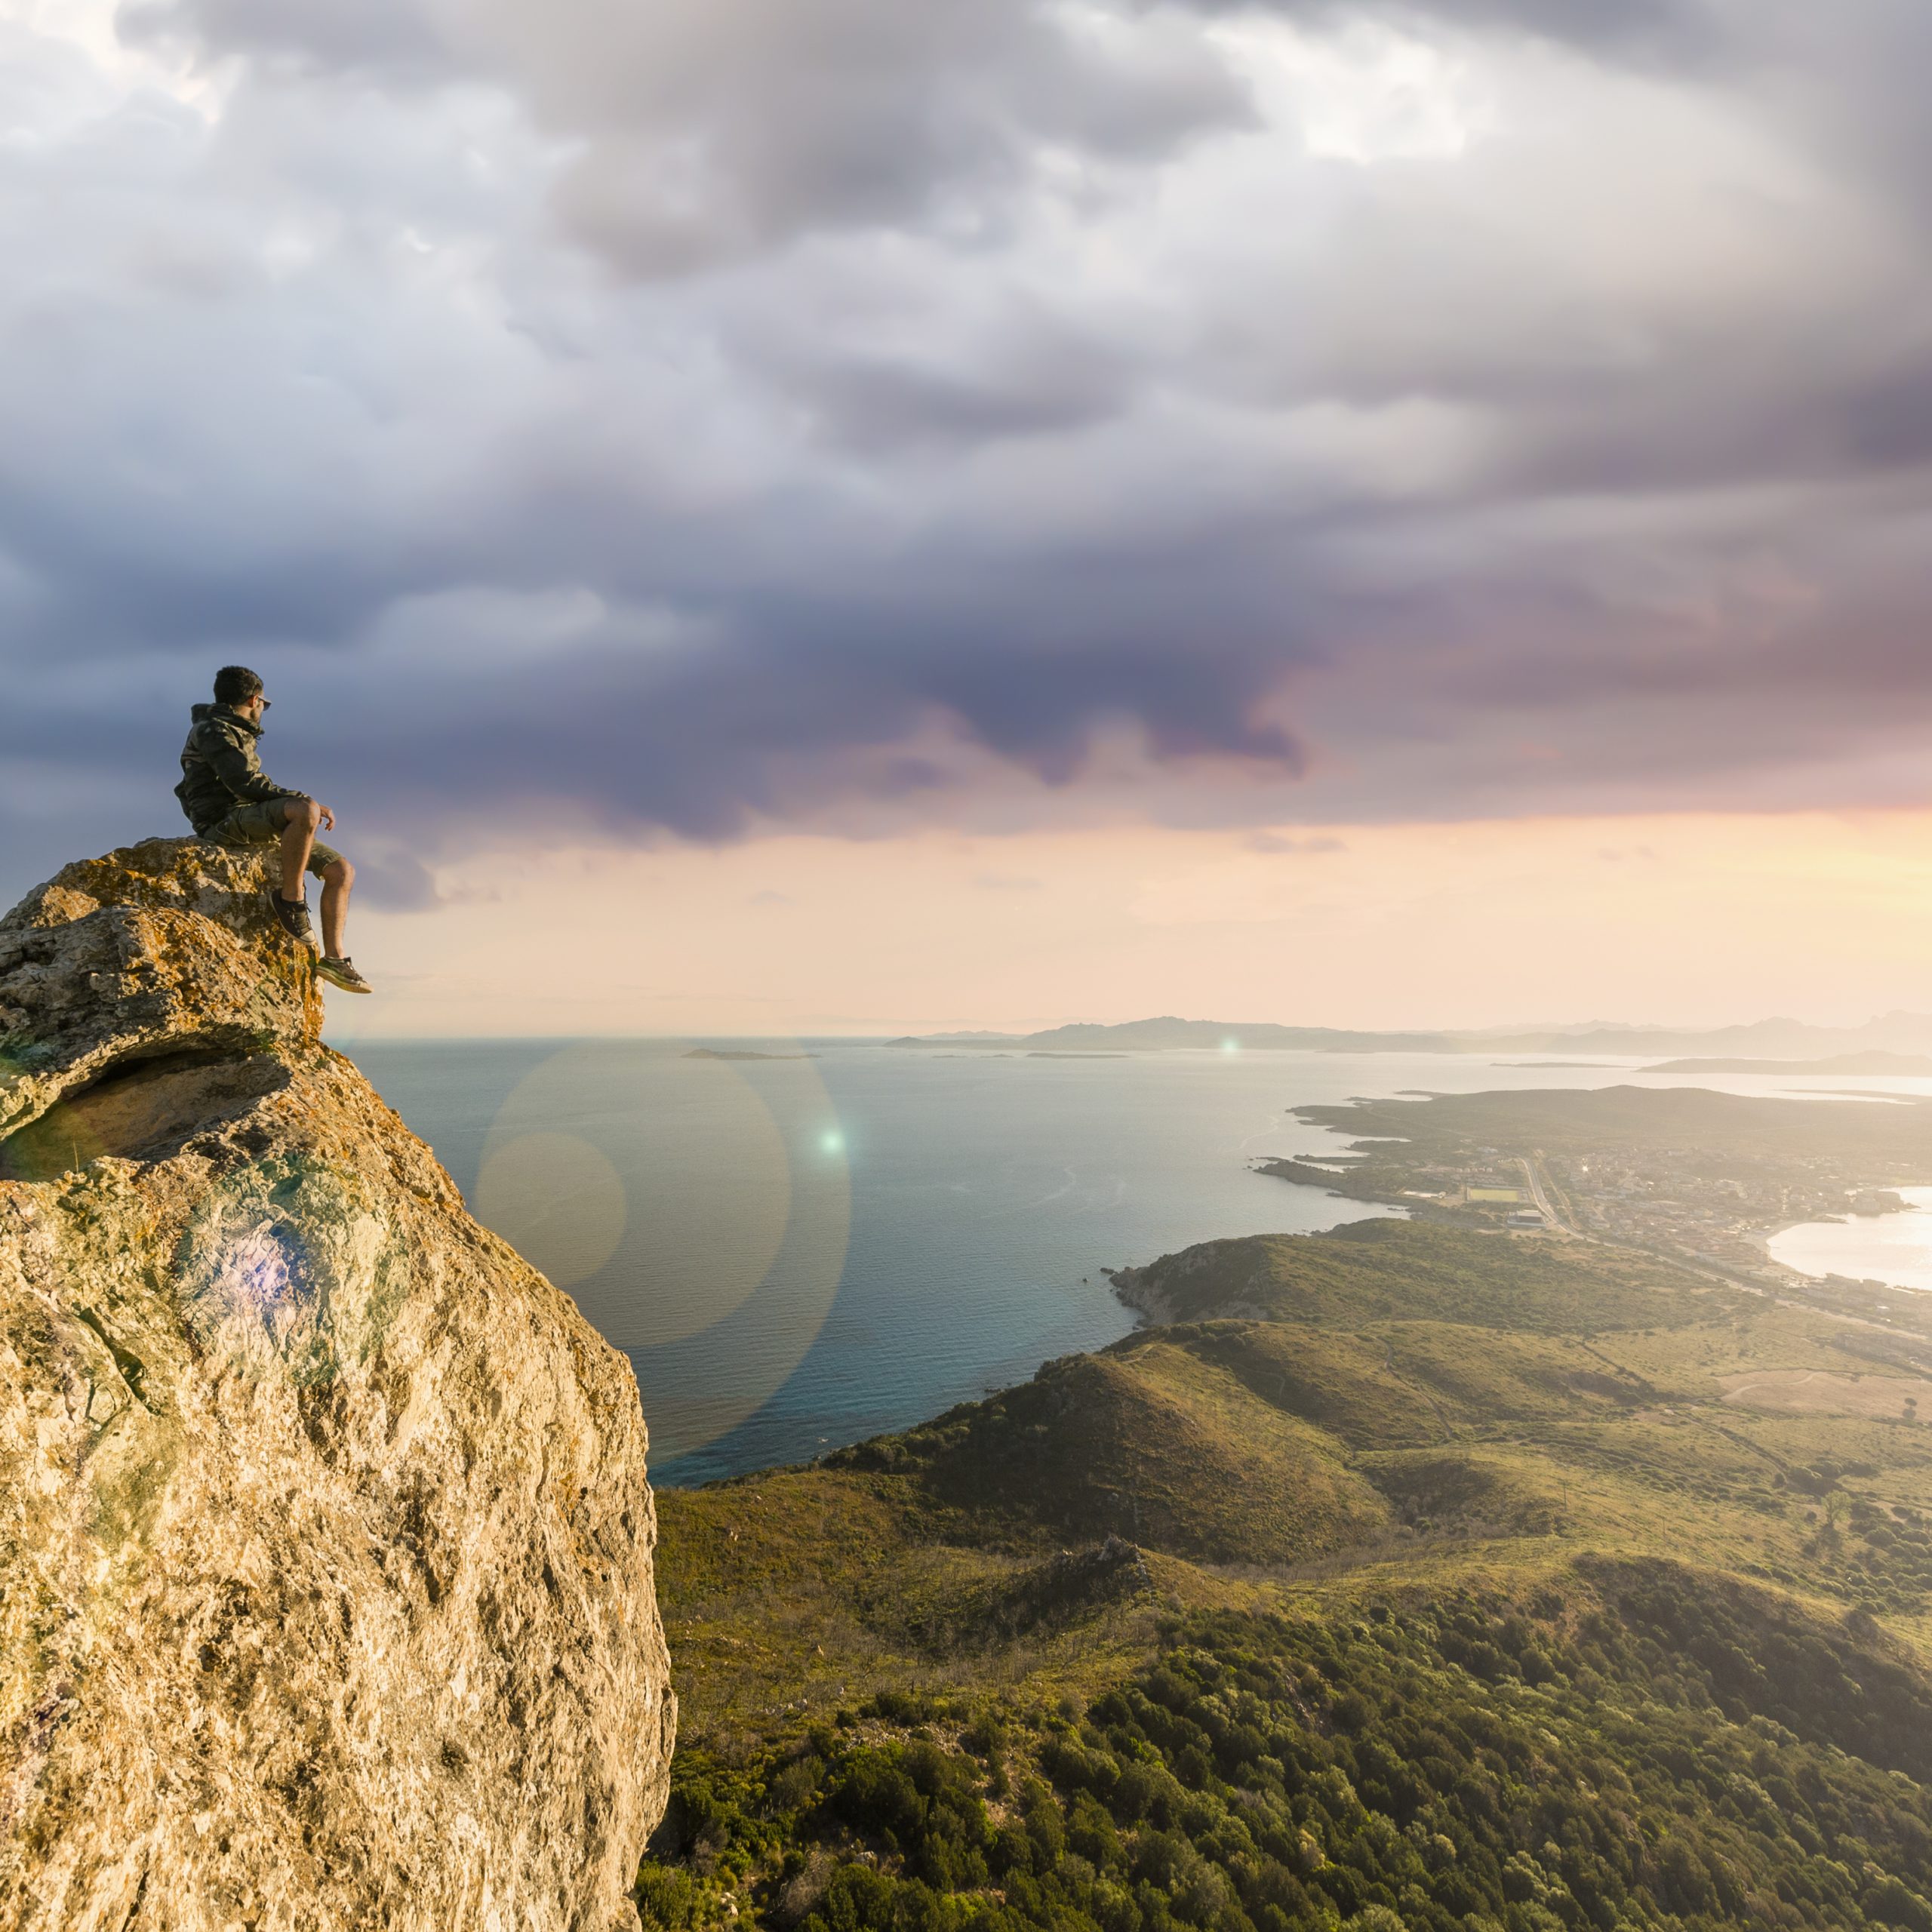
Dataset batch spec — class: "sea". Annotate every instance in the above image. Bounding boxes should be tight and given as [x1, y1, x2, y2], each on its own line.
[333, 1038, 1932, 1486]
[1769, 1185, 1932, 1294]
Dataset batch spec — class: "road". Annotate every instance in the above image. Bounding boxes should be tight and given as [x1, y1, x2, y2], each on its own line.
[1516, 1155, 1564, 1228]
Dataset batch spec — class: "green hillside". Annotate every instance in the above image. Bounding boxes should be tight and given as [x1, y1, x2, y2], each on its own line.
[834, 1343, 1392, 1564]
[1110, 1220, 1740, 1332]
[643, 1218, 1932, 1931]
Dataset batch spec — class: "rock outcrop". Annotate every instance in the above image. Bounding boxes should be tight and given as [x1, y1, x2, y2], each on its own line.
[0, 841, 675, 1930]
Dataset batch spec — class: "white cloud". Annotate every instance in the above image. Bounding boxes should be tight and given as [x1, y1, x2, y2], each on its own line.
[1208, 14, 1493, 162]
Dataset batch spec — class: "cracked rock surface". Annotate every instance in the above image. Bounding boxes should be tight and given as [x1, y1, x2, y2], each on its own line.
[0, 840, 675, 1931]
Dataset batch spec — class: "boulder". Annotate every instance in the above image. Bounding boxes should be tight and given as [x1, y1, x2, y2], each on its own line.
[0, 841, 675, 1930]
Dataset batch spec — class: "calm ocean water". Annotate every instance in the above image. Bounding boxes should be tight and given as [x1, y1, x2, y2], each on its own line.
[1770, 1186, 1932, 1292]
[334, 1039, 1932, 1484]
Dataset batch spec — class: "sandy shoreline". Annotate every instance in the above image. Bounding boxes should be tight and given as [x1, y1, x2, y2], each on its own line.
[1750, 1188, 1932, 1291]
[1745, 1218, 1812, 1257]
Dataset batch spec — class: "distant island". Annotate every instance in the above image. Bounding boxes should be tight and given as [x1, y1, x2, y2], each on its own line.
[681, 1048, 817, 1061]
[888, 1009, 1932, 1057]
[1494, 1059, 1619, 1068]
[1647, 1050, 1932, 1075]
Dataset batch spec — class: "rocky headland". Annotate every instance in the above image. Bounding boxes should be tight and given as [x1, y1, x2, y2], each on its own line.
[0, 841, 674, 1930]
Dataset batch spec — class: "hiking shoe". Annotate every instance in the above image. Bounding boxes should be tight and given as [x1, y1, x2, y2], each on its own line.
[318, 956, 373, 995]
[269, 886, 315, 946]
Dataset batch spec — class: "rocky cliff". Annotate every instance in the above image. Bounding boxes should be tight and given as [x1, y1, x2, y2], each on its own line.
[0, 841, 675, 1930]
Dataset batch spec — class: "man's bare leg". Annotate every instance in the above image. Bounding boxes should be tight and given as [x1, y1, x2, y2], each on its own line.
[320, 857, 355, 960]
[276, 797, 322, 901]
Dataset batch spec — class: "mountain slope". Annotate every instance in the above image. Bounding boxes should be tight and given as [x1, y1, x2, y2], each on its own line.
[645, 1214, 1932, 1930]
[835, 1342, 1392, 1564]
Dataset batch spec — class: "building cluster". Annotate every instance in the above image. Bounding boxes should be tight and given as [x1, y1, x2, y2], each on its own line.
[1537, 1148, 1882, 1284]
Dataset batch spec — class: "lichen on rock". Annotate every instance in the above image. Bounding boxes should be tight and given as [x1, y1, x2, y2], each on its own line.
[0, 840, 675, 1930]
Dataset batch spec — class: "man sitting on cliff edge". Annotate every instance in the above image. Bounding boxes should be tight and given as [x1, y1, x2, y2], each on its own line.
[175, 664, 373, 995]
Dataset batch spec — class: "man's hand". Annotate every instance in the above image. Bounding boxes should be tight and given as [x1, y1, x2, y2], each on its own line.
[318, 804, 337, 831]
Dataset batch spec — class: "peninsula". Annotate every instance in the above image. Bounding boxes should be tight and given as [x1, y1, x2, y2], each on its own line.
[1260, 1082, 1932, 1297]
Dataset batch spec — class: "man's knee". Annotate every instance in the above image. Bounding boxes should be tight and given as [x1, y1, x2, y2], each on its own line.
[277, 795, 323, 832]
[322, 856, 354, 888]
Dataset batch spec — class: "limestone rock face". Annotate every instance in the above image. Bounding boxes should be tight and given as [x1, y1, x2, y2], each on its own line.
[0, 841, 675, 1931]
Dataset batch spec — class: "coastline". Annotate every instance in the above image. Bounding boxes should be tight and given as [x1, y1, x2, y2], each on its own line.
[1100, 1261, 1175, 1327]
[1745, 1217, 1810, 1259]
[1749, 1186, 1932, 1292]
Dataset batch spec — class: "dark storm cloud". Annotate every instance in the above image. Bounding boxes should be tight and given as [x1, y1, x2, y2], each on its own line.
[4, 0, 1932, 906]
[296, 531, 1314, 838]
[744, 322, 1137, 454]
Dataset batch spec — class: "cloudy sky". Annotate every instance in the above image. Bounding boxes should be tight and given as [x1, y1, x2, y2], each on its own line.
[5, 0, 1931, 1034]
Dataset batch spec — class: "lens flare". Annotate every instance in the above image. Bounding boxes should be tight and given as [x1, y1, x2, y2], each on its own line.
[475, 1131, 626, 1291]
[175, 1157, 408, 1389]
[474, 1042, 851, 1460]
[222, 1226, 291, 1310]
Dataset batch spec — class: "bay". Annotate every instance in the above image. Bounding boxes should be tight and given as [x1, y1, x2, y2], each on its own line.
[1769, 1185, 1932, 1294]
[336, 1039, 1932, 1484]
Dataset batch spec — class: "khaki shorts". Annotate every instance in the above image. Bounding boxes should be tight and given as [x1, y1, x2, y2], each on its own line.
[204, 798, 343, 880]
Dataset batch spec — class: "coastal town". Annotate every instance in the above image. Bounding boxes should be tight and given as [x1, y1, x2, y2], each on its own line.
[1263, 1082, 1932, 1314]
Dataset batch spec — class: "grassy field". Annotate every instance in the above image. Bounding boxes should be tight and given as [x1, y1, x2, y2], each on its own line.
[644, 1218, 1932, 1931]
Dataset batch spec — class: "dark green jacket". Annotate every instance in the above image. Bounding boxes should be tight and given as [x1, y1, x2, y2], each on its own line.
[174, 703, 308, 835]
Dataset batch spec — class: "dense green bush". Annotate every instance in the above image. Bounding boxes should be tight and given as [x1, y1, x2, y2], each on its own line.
[638, 1564, 1932, 1932]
